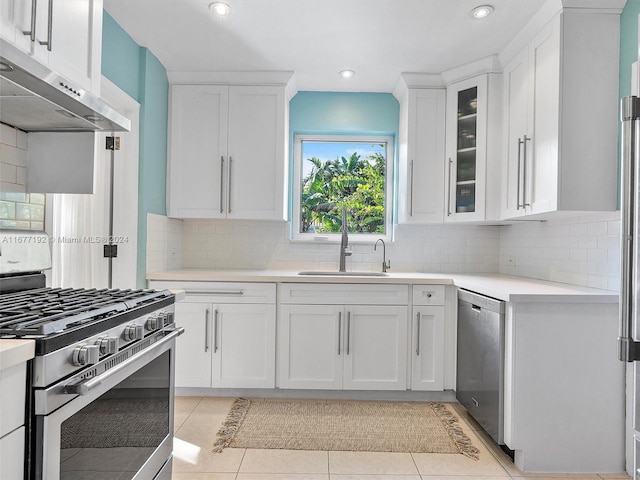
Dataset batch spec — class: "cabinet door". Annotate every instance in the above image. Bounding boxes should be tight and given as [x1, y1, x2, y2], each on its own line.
[0, 426, 24, 480]
[0, 0, 34, 52]
[278, 305, 343, 389]
[168, 85, 228, 218]
[174, 302, 212, 388]
[411, 306, 445, 391]
[212, 303, 276, 388]
[399, 89, 445, 223]
[445, 75, 488, 222]
[501, 47, 530, 219]
[33, 0, 103, 93]
[227, 85, 286, 220]
[527, 19, 560, 215]
[342, 305, 408, 390]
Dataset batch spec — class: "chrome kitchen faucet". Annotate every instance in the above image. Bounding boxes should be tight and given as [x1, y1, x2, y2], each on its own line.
[339, 205, 352, 272]
[374, 238, 391, 273]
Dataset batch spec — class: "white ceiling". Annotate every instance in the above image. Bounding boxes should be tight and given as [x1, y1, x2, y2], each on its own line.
[103, 0, 550, 92]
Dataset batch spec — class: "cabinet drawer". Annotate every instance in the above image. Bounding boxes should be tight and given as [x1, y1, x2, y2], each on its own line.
[412, 285, 445, 306]
[279, 283, 409, 305]
[152, 281, 276, 304]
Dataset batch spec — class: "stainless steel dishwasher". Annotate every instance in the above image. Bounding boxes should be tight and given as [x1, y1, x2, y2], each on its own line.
[456, 289, 505, 444]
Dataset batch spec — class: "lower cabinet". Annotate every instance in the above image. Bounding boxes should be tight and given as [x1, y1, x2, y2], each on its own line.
[278, 304, 408, 390]
[277, 283, 410, 391]
[0, 426, 24, 480]
[166, 282, 277, 389]
[410, 285, 446, 391]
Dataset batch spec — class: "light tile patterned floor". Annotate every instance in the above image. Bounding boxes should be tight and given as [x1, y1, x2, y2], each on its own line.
[172, 397, 630, 480]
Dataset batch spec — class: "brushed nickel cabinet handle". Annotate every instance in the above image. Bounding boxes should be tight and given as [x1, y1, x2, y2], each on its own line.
[219, 156, 225, 213]
[22, 0, 37, 41]
[447, 157, 453, 216]
[37, 0, 52, 50]
[346, 311, 351, 355]
[522, 135, 531, 207]
[517, 137, 523, 210]
[204, 308, 210, 352]
[338, 311, 342, 355]
[214, 309, 219, 353]
[416, 312, 421, 356]
[228, 156, 233, 213]
[409, 159, 414, 217]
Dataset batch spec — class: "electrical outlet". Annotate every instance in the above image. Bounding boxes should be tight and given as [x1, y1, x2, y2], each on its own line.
[506, 255, 516, 266]
[168, 248, 177, 258]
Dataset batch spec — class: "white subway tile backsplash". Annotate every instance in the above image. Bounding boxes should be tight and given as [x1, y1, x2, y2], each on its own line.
[147, 209, 619, 292]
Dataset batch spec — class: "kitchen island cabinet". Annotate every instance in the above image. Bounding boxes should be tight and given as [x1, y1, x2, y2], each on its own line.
[167, 84, 287, 221]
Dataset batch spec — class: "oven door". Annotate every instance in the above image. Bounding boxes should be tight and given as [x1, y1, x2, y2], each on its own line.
[33, 328, 182, 480]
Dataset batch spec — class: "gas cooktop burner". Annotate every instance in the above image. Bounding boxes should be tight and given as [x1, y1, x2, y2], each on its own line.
[0, 287, 173, 337]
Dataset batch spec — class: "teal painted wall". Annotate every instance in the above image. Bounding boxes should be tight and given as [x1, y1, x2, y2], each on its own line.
[101, 12, 169, 287]
[620, 0, 640, 99]
[289, 91, 400, 221]
[290, 92, 399, 135]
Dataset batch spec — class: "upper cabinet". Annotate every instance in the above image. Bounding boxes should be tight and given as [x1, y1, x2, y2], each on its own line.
[167, 84, 288, 221]
[444, 73, 502, 223]
[0, 0, 103, 94]
[395, 80, 446, 224]
[500, 10, 619, 220]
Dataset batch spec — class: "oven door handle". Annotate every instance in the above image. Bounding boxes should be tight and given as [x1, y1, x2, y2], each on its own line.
[64, 327, 184, 396]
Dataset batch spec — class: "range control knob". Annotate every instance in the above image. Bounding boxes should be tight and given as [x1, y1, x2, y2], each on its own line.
[72, 345, 99, 366]
[145, 315, 160, 332]
[123, 324, 144, 342]
[95, 336, 118, 355]
[157, 311, 170, 327]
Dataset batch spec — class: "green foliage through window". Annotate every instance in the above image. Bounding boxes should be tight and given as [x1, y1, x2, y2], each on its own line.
[299, 141, 387, 234]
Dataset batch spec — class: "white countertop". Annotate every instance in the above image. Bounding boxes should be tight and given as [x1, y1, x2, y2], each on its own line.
[0, 339, 35, 371]
[148, 269, 618, 303]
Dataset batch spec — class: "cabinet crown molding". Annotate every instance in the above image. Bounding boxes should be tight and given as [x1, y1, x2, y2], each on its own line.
[392, 73, 444, 101]
[168, 70, 295, 86]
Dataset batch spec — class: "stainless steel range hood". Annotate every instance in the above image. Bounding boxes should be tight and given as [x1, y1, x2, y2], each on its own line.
[0, 40, 131, 132]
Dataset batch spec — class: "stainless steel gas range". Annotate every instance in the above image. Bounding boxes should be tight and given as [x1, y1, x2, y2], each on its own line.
[0, 233, 182, 480]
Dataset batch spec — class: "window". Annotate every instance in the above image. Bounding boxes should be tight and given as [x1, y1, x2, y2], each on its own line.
[292, 134, 393, 242]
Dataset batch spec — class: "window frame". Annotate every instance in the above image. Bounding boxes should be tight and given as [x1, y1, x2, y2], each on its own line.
[292, 133, 394, 243]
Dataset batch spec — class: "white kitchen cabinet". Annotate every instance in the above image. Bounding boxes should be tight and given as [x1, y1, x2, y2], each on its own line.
[167, 84, 287, 221]
[0, 426, 24, 480]
[395, 86, 446, 224]
[500, 11, 618, 220]
[503, 300, 623, 472]
[410, 285, 445, 391]
[445, 74, 502, 223]
[278, 304, 408, 390]
[0, 0, 103, 94]
[0, 341, 33, 480]
[151, 282, 277, 389]
[278, 283, 409, 391]
[0, 0, 34, 53]
[172, 301, 213, 388]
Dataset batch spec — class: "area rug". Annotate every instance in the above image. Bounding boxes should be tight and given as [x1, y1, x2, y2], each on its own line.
[213, 398, 479, 460]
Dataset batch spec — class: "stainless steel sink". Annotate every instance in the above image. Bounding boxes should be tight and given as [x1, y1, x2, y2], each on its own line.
[297, 271, 388, 277]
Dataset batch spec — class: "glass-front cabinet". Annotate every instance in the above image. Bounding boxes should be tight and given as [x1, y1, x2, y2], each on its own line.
[445, 75, 488, 222]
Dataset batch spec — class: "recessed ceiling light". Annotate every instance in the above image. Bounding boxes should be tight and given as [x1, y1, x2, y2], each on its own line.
[471, 5, 494, 19]
[209, 2, 231, 16]
[339, 70, 355, 79]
